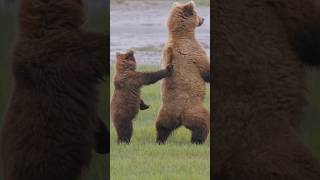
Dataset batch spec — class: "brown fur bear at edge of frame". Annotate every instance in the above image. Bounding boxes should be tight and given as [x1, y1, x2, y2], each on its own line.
[0, 0, 109, 180]
[213, 0, 320, 179]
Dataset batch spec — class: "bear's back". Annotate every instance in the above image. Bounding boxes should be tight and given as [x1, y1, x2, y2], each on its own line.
[161, 39, 207, 103]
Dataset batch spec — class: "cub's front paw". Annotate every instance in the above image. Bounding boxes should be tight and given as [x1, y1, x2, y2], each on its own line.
[165, 64, 173, 76]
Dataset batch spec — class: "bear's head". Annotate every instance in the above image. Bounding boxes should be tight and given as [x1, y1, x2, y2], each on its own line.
[167, 1, 204, 34]
[266, 0, 320, 67]
[116, 50, 136, 73]
[19, 0, 85, 36]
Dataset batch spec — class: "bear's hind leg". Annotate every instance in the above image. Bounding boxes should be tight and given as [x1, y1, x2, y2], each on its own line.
[113, 119, 133, 144]
[182, 104, 210, 144]
[155, 107, 180, 144]
[156, 124, 176, 144]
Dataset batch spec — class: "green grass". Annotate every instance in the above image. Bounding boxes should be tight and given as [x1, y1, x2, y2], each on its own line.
[110, 65, 210, 180]
[0, 12, 16, 122]
[302, 70, 320, 157]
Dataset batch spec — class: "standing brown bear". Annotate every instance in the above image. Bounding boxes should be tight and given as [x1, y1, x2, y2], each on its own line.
[111, 50, 172, 143]
[155, 1, 210, 144]
[213, 0, 320, 179]
[0, 0, 108, 180]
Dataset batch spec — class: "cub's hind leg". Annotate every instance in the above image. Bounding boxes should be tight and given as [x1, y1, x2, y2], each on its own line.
[112, 115, 133, 144]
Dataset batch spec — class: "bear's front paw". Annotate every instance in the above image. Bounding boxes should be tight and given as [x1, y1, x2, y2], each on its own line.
[166, 64, 173, 76]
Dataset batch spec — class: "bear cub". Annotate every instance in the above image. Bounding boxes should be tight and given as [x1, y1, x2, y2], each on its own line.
[111, 50, 172, 143]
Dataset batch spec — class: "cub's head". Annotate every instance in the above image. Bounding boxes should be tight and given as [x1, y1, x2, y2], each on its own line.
[19, 0, 85, 36]
[116, 50, 136, 72]
[167, 1, 204, 33]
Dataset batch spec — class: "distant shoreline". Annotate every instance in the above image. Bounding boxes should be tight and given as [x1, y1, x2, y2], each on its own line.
[110, 0, 210, 6]
[110, 0, 210, 65]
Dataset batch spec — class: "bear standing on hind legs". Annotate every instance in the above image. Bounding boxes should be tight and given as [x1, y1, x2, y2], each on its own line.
[213, 0, 320, 179]
[111, 50, 172, 144]
[0, 0, 108, 180]
[156, 1, 210, 144]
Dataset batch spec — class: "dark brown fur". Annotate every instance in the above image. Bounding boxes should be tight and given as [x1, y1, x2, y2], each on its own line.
[213, 0, 320, 179]
[0, 0, 108, 180]
[111, 50, 172, 143]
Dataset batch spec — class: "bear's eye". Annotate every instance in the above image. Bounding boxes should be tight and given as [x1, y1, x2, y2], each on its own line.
[182, 7, 193, 17]
[125, 56, 134, 62]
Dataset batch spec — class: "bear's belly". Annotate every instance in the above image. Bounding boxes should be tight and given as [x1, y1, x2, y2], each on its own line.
[111, 90, 140, 117]
[161, 75, 206, 104]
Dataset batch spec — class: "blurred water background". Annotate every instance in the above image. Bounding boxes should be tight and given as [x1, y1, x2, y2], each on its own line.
[110, 0, 210, 64]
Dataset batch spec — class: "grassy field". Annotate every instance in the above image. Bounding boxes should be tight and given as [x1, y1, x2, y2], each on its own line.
[110, 65, 211, 180]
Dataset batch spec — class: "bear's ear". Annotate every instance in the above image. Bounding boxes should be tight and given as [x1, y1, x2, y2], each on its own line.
[190, 1, 196, 8]
[173, 2, 180, 7]
[116, 52, 121, 57]
[183, 1, 194, 17]
[127, 49, 134, 57]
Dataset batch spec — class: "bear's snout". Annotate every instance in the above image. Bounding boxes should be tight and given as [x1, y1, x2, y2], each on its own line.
[198, 17, 204, 26]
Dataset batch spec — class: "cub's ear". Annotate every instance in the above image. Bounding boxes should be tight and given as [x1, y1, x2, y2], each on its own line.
[127, 49, 134, 57]
[183, 1, 194, 17]
[116, 52, 121, 57]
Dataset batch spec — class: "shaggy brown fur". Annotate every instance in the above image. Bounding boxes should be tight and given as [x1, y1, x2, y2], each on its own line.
[155, 1, 210, 144]
[0, 0, 108, 180]
[213, 0, 320, 179]
[111, 50, 172, 143]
